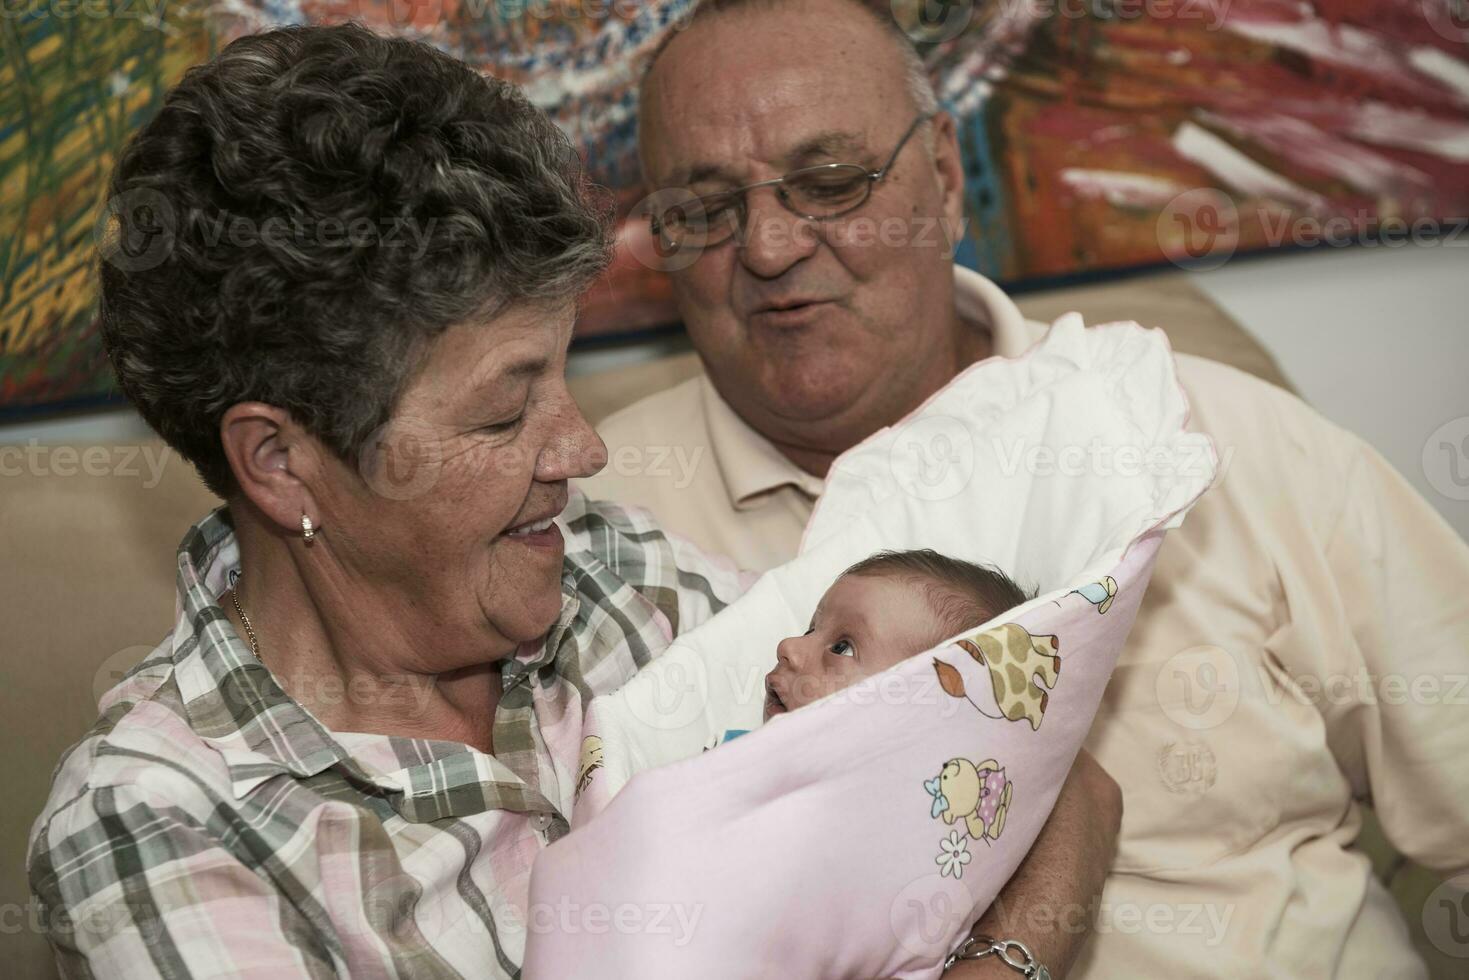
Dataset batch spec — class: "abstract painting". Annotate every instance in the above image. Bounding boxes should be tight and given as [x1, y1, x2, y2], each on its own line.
[3, 0, 1467, 414]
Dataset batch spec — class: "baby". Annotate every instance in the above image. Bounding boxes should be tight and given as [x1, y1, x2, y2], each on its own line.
[764, 548, 1031, 720]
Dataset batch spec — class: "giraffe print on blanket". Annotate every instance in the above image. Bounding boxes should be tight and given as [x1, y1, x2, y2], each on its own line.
[955, 623, 1061, 731]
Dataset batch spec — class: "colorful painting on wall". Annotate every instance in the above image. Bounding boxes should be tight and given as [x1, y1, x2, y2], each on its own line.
[3, 0, 1467, 415]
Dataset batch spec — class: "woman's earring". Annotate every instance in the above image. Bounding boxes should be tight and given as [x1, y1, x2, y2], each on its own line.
[300, 512, 315, 544]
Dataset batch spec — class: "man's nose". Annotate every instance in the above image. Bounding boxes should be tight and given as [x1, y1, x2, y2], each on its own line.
[535, 390, 607, 482]
[738, 186, 819, 279]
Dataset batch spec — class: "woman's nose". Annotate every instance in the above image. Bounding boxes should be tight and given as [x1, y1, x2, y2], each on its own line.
[536, 392, 607, 482]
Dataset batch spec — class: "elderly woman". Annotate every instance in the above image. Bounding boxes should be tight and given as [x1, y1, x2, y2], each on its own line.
[30, 23, 1118, 980]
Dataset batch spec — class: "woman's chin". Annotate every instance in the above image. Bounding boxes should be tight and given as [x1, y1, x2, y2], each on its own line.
[525, 581, 571, 638]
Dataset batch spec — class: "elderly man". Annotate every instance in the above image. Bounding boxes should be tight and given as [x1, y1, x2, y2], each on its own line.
[580, 0, 1469, 976]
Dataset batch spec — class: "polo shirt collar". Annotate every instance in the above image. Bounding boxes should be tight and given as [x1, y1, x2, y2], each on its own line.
[702, 376, 827, 510]
[704, 265, 1032, 509]
[955, 265, 1034, 357]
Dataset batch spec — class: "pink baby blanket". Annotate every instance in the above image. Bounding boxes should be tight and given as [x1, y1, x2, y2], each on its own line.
[524, 317, 1216, 979]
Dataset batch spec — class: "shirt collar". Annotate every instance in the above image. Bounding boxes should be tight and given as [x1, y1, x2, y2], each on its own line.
[705, 265, 1032, 509]
[163, 508, 575, 809]
[702, 376, 827, 510]
[165, 508, 361, 798]
[955, 264, 1034, 357]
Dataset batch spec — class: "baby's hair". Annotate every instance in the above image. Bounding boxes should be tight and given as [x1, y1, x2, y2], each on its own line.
[843, 549, 1033, 641]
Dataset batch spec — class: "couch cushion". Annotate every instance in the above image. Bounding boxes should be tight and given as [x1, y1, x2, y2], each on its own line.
[1012, 272, 1294, 392]
[0, 445, 220, 979]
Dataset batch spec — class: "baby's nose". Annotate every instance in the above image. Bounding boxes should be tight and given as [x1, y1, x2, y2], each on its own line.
[776, 635, 803, 666]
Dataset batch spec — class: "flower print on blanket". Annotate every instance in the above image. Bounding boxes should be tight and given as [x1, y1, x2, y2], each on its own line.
[935, 830, 972, 879]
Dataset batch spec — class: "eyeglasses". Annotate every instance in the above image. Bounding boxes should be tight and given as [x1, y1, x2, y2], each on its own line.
[649, 113, 936, 252]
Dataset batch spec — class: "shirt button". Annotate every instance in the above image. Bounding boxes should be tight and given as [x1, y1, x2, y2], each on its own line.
[529, 812, 554, 832]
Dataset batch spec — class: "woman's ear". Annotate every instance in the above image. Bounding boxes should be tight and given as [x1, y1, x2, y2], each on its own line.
[219, 402, 325, 535]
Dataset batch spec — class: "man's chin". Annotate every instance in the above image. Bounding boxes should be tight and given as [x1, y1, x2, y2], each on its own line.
[730, 361, 872, 425]
[751, 355, 881, 424]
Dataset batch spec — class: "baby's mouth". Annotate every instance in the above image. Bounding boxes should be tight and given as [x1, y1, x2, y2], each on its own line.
[763, 679, 788, 719]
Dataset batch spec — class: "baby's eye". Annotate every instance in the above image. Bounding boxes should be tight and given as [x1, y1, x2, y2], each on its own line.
[828, 639, 854, 658]
[803, 626, 815, 637]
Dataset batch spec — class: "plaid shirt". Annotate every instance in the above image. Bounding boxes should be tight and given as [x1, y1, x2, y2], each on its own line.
[28, 491, 750, 979]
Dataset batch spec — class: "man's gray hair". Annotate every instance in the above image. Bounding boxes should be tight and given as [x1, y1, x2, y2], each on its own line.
[641, 0, 939, 131]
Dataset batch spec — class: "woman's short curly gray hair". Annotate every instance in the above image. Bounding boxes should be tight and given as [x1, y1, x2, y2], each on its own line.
[99, 23, 613, 497]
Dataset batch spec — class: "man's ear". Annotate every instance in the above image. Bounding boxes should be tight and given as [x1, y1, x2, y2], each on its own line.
[219, 402, 326, 536]
[930, 111, 967, 254]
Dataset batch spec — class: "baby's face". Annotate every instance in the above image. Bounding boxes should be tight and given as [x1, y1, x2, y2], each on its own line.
[763, 573, 944, 721]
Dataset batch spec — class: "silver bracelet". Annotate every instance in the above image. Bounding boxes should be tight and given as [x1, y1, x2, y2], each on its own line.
[943, 934, 1052, 980]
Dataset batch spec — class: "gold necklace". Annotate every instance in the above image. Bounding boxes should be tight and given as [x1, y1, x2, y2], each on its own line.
[229, 574, 262, 661]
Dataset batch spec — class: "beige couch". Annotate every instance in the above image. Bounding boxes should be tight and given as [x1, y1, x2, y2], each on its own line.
[2, 273, 1449, 978]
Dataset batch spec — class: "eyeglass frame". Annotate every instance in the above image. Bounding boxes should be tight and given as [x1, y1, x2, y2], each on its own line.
[648, 111, 938, 249]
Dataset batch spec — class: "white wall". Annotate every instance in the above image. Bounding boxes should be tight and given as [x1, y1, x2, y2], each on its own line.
[0, 408, 154, 445]
[1189, 242, 1469, 541]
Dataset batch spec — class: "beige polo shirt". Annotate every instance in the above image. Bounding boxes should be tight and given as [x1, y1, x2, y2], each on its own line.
[578, 266, 1469, 978]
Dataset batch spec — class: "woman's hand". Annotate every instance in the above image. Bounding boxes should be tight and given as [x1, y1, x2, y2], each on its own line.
[946, 748, 1122, 978]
